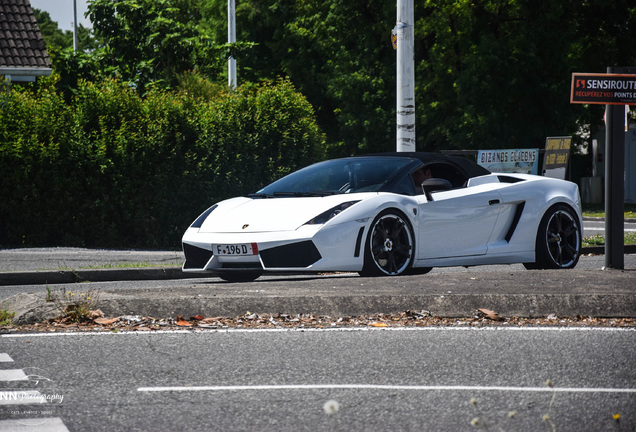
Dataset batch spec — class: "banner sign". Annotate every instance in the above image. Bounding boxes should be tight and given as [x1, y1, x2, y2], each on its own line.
[543, 136, 571, 179]
[571, 73, 636, 105]
[477, 149, 539, 174]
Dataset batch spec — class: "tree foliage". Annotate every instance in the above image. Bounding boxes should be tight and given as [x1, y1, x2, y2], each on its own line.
[33, 8, 97, 52]
[87, 0, 221, 94]
[198, 0, 636, 154]
[198, 0, 396, 156]
[415, 0, 636, 151]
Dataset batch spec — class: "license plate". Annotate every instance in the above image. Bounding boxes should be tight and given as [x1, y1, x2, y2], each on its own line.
[214, 243, 258, 256]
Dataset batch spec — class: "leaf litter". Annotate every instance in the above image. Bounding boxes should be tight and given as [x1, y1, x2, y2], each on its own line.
[1, 309, 635, 333]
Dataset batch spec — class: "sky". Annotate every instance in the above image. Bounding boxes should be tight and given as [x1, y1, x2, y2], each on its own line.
[29, 0, 92, 32]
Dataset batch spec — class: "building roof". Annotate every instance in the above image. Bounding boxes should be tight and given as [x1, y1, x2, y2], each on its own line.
[0, 0, 51, 77]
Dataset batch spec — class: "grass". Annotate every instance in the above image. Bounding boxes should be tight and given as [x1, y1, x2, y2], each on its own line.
[583, 232, 636, 247]
[582, 204, 636, 219]
[57, 261, 182, 270]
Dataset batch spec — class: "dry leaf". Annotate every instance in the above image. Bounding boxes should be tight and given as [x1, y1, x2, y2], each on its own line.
[89, 309, 105, 319]
[369, 322, 389, 327]
[190, 315, 204, 321]
[94, 317, 119, 325]
[176, 316, 193, 327]
[478, 308, 501, 320]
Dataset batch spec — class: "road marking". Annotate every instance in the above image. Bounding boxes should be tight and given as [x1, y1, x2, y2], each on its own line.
[0, 369, 27, 381]
[0, 417, 70, 432]
[2, 325, 636, 339]
[137, 384, 636, 394]
[1, 326, 635, 339]
[0, 353, 13, 362]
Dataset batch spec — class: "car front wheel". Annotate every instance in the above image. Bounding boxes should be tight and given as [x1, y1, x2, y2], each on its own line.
[525, 204, 581, 270]
[360, 210, 414, 276]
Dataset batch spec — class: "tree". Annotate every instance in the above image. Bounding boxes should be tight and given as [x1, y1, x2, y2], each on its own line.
[33, 8, 97, 51]
[199, 0, 397, 156]
[87, 0, 227, 94]
[415, 0, 636, 151]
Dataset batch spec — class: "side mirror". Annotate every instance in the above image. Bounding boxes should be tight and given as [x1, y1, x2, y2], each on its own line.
[422, 178, 452, 201]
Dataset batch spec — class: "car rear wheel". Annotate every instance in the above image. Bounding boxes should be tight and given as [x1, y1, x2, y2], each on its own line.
[524, 204, 581, 270]
[217, 271, 262, 283]
[360, 210, 414, 276]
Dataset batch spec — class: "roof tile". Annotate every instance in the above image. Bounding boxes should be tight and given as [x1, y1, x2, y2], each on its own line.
[0, 0, 51, 69]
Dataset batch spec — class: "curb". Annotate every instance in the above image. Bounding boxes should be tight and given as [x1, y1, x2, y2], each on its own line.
[7, 286, 636, 324]
[8, 270, 636, 324]
[0, 267, 209, 286]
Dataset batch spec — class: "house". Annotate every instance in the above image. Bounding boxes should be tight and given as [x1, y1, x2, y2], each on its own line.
[0, 0, 51, 82]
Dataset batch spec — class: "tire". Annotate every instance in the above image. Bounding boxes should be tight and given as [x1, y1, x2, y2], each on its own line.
[360, 210, 415, 276]
[217, 271, 262, 283]
[407, 266, 433, 275]
[524, 204, 581, 270]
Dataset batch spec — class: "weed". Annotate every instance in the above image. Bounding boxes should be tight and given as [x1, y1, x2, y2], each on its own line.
[49, 287, 100, 324]
[0, 305, 15, 326]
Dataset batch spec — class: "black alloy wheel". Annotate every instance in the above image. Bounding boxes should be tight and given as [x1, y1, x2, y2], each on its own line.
[361, 210, 414, 276]
[524, 204, 581, 270]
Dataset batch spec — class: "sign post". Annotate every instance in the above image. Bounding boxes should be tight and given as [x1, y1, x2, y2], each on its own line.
[571, 68, 636, 270]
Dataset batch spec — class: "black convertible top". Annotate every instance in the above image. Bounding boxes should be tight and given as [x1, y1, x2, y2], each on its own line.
[365, 152, 491, 179]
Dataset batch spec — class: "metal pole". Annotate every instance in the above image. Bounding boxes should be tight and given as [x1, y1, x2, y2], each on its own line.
[396, 0, 415, 152]
[73, 0, 78, 51]
[604, 66, 625, 269]
[228, 0, 237, 89]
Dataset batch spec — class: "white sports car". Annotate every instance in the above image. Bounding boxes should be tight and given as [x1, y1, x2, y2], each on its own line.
[182, 152, 582, 282]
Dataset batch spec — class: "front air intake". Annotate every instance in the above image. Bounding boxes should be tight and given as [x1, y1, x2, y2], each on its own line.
[260, 241, 322, 268]
[182, 243, 214, 269]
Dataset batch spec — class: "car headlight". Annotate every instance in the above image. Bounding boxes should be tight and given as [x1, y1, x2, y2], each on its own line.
[304, 201, 359, 225]
[190, 204, 218, 228]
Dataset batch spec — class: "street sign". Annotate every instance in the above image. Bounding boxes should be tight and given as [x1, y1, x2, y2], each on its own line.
[571, 67, 636, 270]
[571, 73, 636, 105]
[477, 149, 539, 174]
[543, 137, 571, 179]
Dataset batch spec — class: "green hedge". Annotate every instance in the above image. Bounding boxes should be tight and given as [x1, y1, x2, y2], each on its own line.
[0, 77, 326, 248]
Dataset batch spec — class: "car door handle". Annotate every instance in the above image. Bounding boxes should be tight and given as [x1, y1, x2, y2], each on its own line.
[489, 199, 500, 205]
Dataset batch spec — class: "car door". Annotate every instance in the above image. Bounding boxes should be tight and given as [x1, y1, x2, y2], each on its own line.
[417, 184, 503, 259]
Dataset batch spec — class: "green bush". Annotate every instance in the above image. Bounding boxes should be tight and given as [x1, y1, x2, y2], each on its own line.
[0, 77, 326, 248]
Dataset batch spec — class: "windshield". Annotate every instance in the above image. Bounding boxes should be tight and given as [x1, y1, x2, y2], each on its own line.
[256, 157, 413, 196]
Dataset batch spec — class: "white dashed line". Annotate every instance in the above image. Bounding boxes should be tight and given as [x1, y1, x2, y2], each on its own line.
[0, 369, 28, 381]
[0, 417, 70, 432]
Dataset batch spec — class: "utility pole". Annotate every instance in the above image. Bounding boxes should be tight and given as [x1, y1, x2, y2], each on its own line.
[395, 0, 415, 152]
[228, 0, 237, 89]
[72, 0, 78, 51]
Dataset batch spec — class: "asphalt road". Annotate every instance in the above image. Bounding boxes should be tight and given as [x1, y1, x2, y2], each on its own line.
[1, 327, 634, 431]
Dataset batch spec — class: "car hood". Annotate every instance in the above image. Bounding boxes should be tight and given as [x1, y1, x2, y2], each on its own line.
[198, 195, 368, 233]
